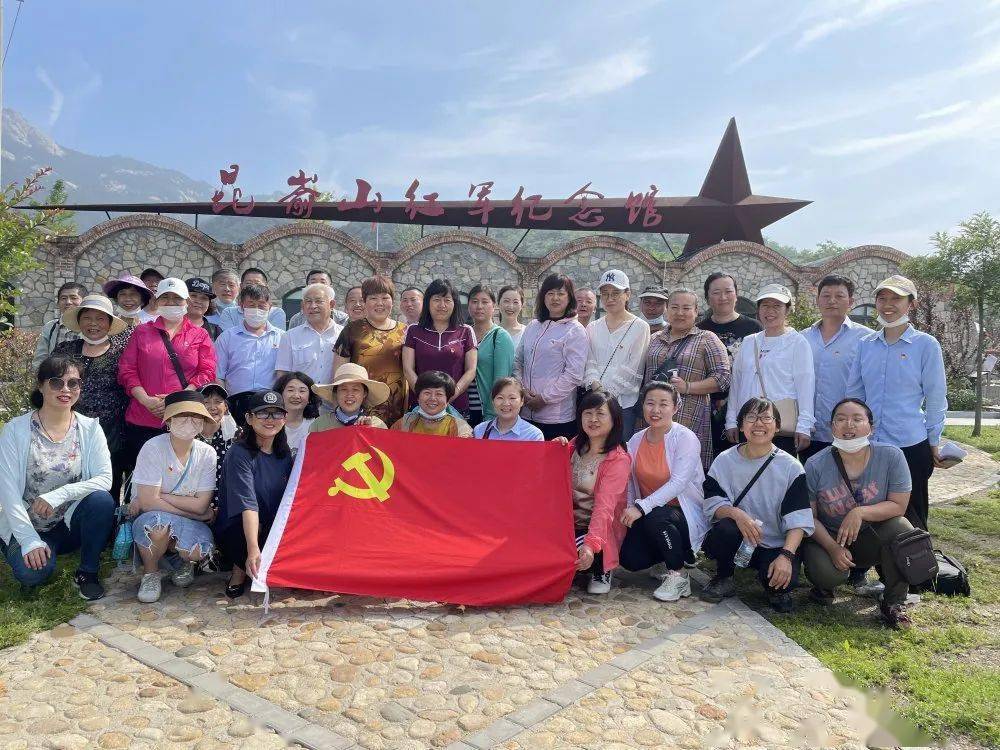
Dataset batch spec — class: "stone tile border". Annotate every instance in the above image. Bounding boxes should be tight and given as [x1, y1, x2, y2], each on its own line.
[440, 601, 731, 750]
[68, 612, 353, 750]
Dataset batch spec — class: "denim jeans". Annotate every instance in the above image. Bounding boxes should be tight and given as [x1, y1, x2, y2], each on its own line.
[0, 490, 115, 586]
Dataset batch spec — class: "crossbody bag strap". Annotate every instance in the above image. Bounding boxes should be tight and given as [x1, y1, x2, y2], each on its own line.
[732, 449, 778, 508]
[752, 335, 769, 399]
[481, 419, 496, 439]
[597, 318, 638, 382]
[831, 448, 863, 503]
[157, 328, 189, 389]
[167, 451, 195, 495]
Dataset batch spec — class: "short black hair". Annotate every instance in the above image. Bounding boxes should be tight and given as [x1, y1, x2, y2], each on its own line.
[736, 397, 781, 432]
[57, 282, 87, 299]
[639, 380, 680, 406]
[414, 370, 456, 400]
[241, 267, 268, 282]
[831, 397, 873, 425]
[418, 279, 463, 329]
[703, 272, 737, 300]
[490, 376, 525, 400]
[574, 389, 625, 455]
[239, 283, 271, 304]
[305, 269, 331, 284]
[817, 274, 855, 297]
[273, 371, 321, 419]
[31, 355, 82, 410]
[238, 414, 290, 458]
[535, 274, 577, 322]
[139, 268, 164, 283]
[401, 286, 423, 296]
[468, 284, 496, 304]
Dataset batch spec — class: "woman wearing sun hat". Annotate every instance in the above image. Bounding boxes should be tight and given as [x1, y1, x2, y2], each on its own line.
[129, 390, 219, 604]
[310, 363, 390, 431]
[102, 274, 155, 327]
[54, 294, 132, 502]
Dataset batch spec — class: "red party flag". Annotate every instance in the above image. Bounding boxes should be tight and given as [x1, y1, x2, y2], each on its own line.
[254, 426, 575, 606]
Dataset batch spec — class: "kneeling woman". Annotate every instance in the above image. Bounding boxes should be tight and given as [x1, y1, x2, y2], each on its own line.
[802, 398, 915, 629]
[0, 355, 115, 600]
[701, 397, 813, 613]
[130, 391, 218, 604]
[310, 363, 390, 431]
[555, 390, 630, 594]
[472, 377, 544, 441]
[391, 371, 473, 437]
[619, 382, 708, 602]
[216, 390, 294, 599]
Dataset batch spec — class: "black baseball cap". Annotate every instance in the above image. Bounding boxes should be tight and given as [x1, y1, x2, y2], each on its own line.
[245, 390, 286, 414]
[200, 383, 229, 400]
[186, 277, 216, 299]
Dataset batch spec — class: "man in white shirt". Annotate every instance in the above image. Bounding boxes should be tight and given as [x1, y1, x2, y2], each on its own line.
[575, 288, 598, 328]
[399, 286, 423, 327]
[275, 283, 342, 385]
[287, 269, 349, 328]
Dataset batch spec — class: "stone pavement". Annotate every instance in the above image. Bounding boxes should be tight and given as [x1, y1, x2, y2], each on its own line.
[929, 443, 1000, 504]
[1, 568, 904, 750]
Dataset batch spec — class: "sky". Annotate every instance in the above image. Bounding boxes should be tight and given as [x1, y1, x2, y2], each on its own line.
[6, 0, 1000, 253]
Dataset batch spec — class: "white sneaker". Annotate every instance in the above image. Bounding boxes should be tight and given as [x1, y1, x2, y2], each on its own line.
[171, 561, 196, 588]
[648, 563, 667, 580]
[587, 570, 612, 594]
[903, 592, 921, 606]
[852, 580, 886, 598]
[137, 572, 162, 603]
[653, 570, 691, 602]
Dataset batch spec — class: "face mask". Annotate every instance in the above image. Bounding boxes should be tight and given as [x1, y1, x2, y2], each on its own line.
[169, 417, 202, 441]
[833, 435, 870, 453]
[642, 314, 665, 326]
[243, 308, 269, 327]
[117, 306, 141, 318]
[415, 405, 447, 422]
[82, 335, 109, 345]
[877, 314, 909, 329]
[158, 305, 187, 322]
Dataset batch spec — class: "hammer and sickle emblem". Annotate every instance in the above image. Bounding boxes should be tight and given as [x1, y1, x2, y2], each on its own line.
[328, 447, 395, 502]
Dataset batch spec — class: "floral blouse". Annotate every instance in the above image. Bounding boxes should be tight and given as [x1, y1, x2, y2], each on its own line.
[23, 415, 82, 532]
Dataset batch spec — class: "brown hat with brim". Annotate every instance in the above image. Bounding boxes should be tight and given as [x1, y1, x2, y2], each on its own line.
[162, 391, 212, 423]
[312, 363, 390, 408]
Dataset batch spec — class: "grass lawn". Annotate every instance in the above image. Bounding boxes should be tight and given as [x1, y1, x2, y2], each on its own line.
[0, 551, 90, 650]
[944, 425, 1000, 459]
[731, 434, 1000, 749]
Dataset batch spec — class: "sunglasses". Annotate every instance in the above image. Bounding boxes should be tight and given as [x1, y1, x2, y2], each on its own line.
[47, 377, 82, 391]
[253, 410, 287, 421]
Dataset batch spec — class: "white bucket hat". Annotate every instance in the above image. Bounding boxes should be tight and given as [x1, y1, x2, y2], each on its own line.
[61, 294, 127, 336]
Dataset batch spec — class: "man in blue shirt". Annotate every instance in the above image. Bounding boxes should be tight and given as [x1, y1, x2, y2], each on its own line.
[217, 268, 286, 331]
[205, 269, 240, 327]
[800, 275, 870, 462]
[847, 274, 948, 530]
[215, 283, 285, 426]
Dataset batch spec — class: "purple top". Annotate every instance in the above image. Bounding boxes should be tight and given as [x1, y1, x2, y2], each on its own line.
[404, 324, 478, 411]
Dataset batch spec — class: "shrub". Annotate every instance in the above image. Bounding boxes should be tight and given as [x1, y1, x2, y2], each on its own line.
[0, 329, 38, 425]
[947, 387, 978, 412]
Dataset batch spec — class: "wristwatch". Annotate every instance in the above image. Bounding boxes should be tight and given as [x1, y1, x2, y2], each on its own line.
[778, 548, 796, 561]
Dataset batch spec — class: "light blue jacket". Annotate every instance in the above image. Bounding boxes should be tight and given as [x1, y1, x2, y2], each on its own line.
[0, 412, 112, 554]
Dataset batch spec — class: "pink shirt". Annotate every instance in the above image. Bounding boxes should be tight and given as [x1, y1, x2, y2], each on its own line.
[118, 317, 217, 428]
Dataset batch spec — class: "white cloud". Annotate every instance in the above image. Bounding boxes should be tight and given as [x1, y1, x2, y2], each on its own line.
[727, 41, 770, 73]
[794, 0, 933, 50]
[915, 101, 970, 120]
[35, 68, 65, 127]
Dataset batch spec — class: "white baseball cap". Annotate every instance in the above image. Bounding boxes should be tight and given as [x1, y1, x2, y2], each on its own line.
[754, 283, 793, 305]
[598, 269, 629, 290]
[155, 277, 190, 299]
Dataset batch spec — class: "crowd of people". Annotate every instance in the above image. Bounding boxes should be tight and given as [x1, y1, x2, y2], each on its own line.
[3, 263, 948, 630]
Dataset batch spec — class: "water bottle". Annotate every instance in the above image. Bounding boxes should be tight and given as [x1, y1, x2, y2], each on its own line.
[112, 508, 134, 562]
[733, 519, 764, 568]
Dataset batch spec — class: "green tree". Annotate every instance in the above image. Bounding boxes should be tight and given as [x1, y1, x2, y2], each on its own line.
[30, 178, 76, 235]
[787, 292, 820, 330]
[924, 212, 1000, 436]
[0, 168, 70, 321]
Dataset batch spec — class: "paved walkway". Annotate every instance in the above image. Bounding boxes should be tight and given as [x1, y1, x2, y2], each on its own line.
[3, 439, 995, 750]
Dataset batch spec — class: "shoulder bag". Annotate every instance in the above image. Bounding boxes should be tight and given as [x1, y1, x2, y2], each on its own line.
[752, 335, 798, 438]
[157, 328, 190, 390]
[732, 449, 778, 509]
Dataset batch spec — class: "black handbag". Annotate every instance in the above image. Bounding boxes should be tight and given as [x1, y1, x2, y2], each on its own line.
[915, 550, 971, 596]
[889, 528, 938, 586]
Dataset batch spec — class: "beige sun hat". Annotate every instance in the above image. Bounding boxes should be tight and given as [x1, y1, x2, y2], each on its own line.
[312, 363, 390, 407]
[874, 274, 918, 300]
[61, 294, 127, 336]
[161, 391, 213, 423]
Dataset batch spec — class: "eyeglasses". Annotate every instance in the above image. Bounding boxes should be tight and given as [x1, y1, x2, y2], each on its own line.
[833, 415, 869, 426]
[47, 377, 82, 391]
[743, 414, 775, 424]
[254, 410, 287, 421]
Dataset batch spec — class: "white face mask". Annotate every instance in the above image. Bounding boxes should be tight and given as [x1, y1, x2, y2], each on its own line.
[158, 304, 187, 322]
[243, 307, 269, 327]
[117, 306, 141, 318]
[833, 435, 870, 453]
[877, 314, 909, 329]
[642, 314, 665, 326]
[168, 417, 202, 441]
[82, 334, 109, 345]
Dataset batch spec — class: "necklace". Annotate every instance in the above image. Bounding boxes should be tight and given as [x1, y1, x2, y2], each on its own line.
[36, 411, 72, 443]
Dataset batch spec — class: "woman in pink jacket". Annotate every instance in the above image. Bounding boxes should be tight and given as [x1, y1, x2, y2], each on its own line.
[514, 273, 589, 440]
[118, 278, 217, 482]
[554, 389, 631, 595]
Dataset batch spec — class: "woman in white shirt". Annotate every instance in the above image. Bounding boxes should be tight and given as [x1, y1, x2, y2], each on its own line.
[725, 284, 815, 457]
[129, 391, 218, 604]
[584, 269, 650, 438]
[273, 371, 319, 454]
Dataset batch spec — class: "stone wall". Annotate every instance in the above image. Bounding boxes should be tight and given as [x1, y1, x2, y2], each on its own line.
[15, 214, 910, 329]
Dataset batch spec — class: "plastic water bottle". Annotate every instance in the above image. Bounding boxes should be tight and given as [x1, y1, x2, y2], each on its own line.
[733, 519, 764, 568]
[112, 509, 133, 562]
